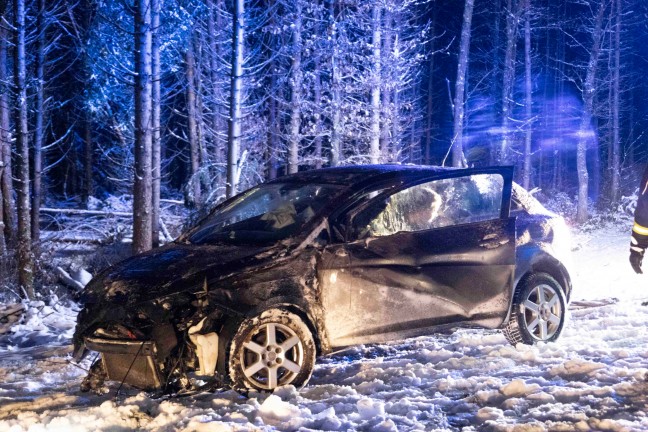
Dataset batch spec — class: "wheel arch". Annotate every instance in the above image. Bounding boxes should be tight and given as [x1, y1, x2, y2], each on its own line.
[231, 299, 325, 356]
[507, 251, 572, 323]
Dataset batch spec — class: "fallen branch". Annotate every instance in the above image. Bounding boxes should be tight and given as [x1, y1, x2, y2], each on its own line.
[56, 267, 85, 291]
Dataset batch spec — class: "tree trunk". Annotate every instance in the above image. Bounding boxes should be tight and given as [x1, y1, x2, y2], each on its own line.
[13, 0, 34, 297]
[133, 0, 153, 254]
[313, 57, 323, 169]
[83, 116, 93, 207]
[576, 0, 606, 223]
[151, 0, 161, 247]
[451, 0, 474, 168]
[267, 70, 279, 179]
[207, 0, 224, 186]
[500, 0, 518, 164]
[522, 0, 532, 189]
[287, 0, 303, 174]
[610, 0, 621, 204]
[380, 6, 391, 162]
[424, 11, 436, 165]
[31, 0, 46, 245]
[226, 0, 244, 198]
[329, 1, 341, 167]
[0, 11, 15, 246]
[369, 3, 381, 164]
[186, 43, 201, 206]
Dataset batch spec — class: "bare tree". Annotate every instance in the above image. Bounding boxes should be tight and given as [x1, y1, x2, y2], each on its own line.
[450, 0, 474, 167]
[226, 0, 244, 197]
[522, 0, 533, 189]
[369, 3, 381, 163]
[186, 41, 201, 204]
[287, 0, 303, 174]
[31, 0, 46, 244]
[151, 0, 161, 247]
[206, 0, 225, 186]
[575, 0, 608, 223]
[13, 0, 34, 297]
[500, 0, 519, 164]
[609, 0, 621, 203]
[329, 0, 342, 167]
[0, 1, 15, 246]
[132, 0, 154, 253]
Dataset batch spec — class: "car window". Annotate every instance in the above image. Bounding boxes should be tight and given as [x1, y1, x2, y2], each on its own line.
[186, 183, 343, 245]
[353, 173, 504, 238]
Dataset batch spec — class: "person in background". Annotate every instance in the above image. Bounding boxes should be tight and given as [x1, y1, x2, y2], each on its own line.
[630, 166, 648, 274]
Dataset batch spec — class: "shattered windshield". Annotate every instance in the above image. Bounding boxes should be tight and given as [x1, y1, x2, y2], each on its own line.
[186, 183, 343, 245]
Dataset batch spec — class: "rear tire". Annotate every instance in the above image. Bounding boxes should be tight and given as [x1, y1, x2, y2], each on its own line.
[228, 309, 316, 391]
[503, 272, 566, 346]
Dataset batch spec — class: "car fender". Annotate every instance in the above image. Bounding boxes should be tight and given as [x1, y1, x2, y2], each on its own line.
[507, 243, 572, 323]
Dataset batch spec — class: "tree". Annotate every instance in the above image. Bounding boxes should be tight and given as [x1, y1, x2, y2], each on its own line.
[287, 0, 303, 174]
[609, 0, 621, 203]
[0, 0, 15, 247]
[226, 0, 244, 197]
[369, 2, 381, 163]
[132, 0, 154, 254]
[575, 0, 608, 223]
[185, 39, 201, 204]
[31, 0, 46, 244]
[522, 0, 533, 189]
[151, 0, 161, 247]
[500, 0, 519, 164]
[451, 0, 475, 167]
[13, 0, 34, 297]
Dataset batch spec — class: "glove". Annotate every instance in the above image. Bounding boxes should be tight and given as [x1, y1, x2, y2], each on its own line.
[630, 247, 644, 274]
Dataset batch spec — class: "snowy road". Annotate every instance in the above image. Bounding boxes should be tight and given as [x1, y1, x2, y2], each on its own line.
[1, 225, 648, 431]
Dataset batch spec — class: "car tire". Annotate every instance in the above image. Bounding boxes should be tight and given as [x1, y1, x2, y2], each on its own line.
[228, 308, 316, 391]
[503, 272, 567, 346]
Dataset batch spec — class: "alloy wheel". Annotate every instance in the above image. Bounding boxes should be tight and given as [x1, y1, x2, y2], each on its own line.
[521, 283, 563, 341]
[240, 322, 304, 390]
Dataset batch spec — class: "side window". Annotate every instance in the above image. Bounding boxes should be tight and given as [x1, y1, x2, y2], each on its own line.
[353, 174, 504, 238]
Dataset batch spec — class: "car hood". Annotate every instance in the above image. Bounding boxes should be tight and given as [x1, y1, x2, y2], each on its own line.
[80, 242, 280, 305]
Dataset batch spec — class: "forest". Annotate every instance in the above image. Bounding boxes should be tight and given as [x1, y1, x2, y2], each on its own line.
[0, 0, 645, 298]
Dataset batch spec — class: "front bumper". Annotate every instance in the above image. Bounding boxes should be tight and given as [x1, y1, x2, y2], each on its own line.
[85, 337, 163, 390]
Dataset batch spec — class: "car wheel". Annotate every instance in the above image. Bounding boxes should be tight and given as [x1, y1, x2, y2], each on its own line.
[503, 272, 566, 346]
[228, 309, 316, 391]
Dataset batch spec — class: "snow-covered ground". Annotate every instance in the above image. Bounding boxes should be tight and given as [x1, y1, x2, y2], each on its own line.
[1, 223, 648, 432]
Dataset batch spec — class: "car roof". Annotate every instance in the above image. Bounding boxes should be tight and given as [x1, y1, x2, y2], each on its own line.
[269, 164, 459, 187]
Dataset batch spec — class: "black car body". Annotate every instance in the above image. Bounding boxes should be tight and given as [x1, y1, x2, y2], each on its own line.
[73, 165, 572, 392]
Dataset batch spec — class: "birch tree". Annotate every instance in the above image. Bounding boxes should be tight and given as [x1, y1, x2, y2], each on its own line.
[226, 0, 244, 197]
[287, 0, 303, 174]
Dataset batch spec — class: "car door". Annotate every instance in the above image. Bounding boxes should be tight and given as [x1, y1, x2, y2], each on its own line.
[319, 168, 515, 348]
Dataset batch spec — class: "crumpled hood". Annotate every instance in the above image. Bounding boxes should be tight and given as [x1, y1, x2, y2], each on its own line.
[80, 242, 279, 305]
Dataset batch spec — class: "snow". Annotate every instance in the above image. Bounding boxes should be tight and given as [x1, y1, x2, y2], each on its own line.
[2, 223, 648, 431]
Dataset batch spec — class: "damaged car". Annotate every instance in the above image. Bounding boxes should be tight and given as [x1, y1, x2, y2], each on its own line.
[73, 165, 573, 393]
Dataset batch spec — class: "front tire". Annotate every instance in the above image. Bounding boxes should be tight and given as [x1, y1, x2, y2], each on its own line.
[503, 272, 567, 345]
[228, 309, 316, 391]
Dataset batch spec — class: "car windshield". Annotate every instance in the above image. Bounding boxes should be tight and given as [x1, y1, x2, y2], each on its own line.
[186, 183, 343, 245]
